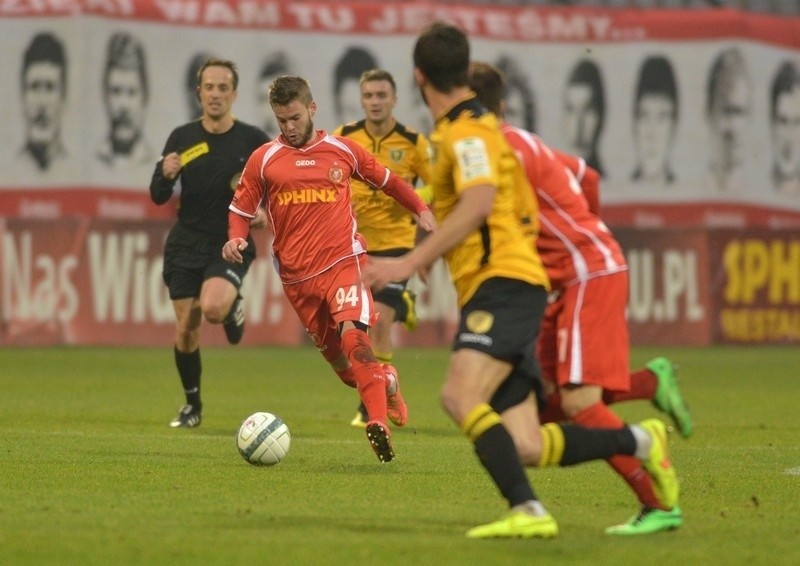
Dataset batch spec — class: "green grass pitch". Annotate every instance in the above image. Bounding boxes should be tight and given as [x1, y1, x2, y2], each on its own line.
[1, 345, 798, 565]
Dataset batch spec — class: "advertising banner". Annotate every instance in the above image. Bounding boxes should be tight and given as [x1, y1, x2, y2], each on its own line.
[709, 229, 800, 344]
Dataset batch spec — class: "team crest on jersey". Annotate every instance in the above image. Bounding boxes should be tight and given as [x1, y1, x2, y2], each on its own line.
[466, 310, 494, 334]
[329, 166, 343, 183]
[230, 172, 241, 191]
[390, 149, 404, 162]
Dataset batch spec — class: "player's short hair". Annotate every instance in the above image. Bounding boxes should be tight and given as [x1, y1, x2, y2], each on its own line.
[413, 22, 470, 93]
[269, 75, 313, 108]
[104, 32, 148, 102]
[197, 57, 239, 91]
[359, 69, 396, 93]
[469, 61, 504, 116]
[22, 31, 67, 97]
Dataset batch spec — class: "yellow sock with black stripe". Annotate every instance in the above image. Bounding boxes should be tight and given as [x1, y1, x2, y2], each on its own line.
[462, 403, 538, 506]
[538, 422, 637, 467]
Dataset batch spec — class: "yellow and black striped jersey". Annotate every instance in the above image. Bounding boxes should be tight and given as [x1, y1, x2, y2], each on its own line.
[428, 93, 549, 306]
[333, 119, 430, 252]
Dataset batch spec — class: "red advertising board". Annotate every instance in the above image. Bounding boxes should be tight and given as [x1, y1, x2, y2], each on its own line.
[0, 218, 303, 346]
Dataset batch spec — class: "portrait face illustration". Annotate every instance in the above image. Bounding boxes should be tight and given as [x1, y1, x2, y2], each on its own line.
[631, 55, 678, 185]
[563, 60, 605, 174]
[634, 95, 676, 179]
[563, 83, 600, 158]
[770, 62, 800, 191]
[706, 49, 750, 188]
[709, 73, 749, 173]
[23, 60, 64, 146]
[772, 85, 800, 180]
[105, 66, 146, 152]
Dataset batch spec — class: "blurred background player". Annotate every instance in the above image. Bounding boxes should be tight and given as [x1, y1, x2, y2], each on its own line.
[470, 60, 687, 534]
[364, 22, 679, 539]
[224, 75, 435, 463]
[333, 69, 432, 428]
[150, 58, 270, 428]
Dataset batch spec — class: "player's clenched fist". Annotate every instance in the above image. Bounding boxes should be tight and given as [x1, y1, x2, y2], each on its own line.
[222, 238, 248, 263]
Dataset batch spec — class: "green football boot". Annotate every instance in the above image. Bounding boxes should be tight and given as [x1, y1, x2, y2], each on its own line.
[647, 357, 694, 438]
[605, 506, 683, 535]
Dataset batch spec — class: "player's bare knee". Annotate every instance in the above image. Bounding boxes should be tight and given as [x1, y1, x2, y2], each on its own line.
[201, 301, 228, 324]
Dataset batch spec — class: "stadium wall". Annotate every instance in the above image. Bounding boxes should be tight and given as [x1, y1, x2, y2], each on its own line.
[1, 1, 798, 346]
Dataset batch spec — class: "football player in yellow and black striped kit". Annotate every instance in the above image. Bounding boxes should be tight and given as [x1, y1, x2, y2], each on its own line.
[363, 22, 679, 539]
[333, 69, 432, 428]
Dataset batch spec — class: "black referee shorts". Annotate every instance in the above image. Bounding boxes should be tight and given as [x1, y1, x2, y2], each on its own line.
[162, 222, 256, 301]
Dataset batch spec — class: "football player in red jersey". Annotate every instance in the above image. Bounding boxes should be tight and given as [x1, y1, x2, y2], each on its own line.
[223, 76, 435, 463]
[470, 61, 688, 535]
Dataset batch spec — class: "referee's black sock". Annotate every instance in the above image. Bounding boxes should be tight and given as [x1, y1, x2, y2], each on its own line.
[174, 346, 202, 410]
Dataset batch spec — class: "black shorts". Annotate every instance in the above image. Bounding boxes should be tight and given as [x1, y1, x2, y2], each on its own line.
[368, 248, 410, 313]
[454, 277, 548, 413]
[162, 222, 256, 301]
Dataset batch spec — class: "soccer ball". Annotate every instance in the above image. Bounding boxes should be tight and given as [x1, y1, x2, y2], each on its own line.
[236, 411, 291, 466]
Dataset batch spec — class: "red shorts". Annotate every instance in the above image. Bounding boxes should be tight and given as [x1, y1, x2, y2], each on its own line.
[537, 271, 629, 393]
[282, 255, 377, 363]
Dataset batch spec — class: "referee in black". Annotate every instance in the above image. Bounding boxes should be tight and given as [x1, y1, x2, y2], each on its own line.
[150, 58, 269, 428]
